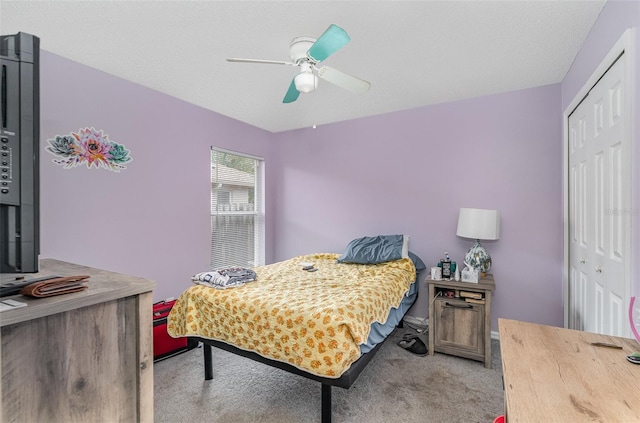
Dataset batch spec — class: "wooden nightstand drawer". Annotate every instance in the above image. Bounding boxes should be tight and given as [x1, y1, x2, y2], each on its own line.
[434, 298, 484, 359]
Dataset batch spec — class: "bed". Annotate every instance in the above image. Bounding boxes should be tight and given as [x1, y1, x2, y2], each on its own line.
[168, 235, 424, 423]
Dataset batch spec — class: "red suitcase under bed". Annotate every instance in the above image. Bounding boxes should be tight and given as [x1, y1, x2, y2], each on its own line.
[153, 299, 197, 361]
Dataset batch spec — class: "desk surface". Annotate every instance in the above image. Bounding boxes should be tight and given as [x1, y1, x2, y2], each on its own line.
[499, 318, 640, 422]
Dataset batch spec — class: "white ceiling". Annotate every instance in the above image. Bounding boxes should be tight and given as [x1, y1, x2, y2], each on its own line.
[1, 1, 606, 133]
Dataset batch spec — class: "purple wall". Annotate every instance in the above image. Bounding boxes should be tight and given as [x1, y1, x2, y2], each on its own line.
[37, 1, 637, 332]
[562, 0, 640, 298]
[273, 84, 564, 330]
[40, 53, 564, 332]
[39, 52, 276, 302]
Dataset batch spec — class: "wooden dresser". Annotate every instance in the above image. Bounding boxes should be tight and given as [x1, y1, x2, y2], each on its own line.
[0, 259, 155, 422]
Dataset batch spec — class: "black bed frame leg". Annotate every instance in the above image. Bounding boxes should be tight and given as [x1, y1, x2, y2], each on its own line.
[203, 342, 213, 380]
[321, 383, 332, 423]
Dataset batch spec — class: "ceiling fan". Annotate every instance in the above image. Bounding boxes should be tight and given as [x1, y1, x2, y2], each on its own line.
[227, 24, 371, 103]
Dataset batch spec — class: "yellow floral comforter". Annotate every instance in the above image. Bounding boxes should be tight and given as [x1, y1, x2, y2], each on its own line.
[167, 253, 416, 378]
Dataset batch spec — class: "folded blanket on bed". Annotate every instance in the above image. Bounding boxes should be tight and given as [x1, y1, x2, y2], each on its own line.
[192, 267, 257, 289]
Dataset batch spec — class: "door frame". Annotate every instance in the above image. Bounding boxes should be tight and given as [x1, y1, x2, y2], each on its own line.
[562, 29, 636, 332]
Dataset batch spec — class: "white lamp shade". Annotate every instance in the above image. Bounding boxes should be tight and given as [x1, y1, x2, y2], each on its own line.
[456, 208, 500, 240]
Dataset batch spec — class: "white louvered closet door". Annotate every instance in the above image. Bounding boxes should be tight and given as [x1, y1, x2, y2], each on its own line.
[568, 52, 631, 337]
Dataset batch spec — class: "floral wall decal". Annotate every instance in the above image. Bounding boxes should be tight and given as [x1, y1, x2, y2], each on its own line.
[46, 127, 133, 172]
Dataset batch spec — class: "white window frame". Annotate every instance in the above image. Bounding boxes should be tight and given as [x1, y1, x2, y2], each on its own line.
[210, 147, 265, 268]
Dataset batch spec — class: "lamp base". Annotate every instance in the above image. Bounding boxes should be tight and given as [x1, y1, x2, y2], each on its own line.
[465, 239, 492, 273]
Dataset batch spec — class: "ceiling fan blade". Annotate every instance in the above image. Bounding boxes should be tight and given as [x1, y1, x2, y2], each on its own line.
[282, 78, 300, 103]
[307, 24, 350, 63]
[227, 58, 294, 66]
[316, 66, 371, 94]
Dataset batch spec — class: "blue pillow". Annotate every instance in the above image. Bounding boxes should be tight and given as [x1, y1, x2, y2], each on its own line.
[408, 251, 426, 273]
[337, 235, 406, 264]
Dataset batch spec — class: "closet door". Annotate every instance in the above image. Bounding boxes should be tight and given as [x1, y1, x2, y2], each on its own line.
[568, 53, 630, 337]
[568, 94, 589, 332]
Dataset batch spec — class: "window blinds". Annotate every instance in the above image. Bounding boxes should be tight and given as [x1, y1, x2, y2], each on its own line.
[210, 148, 265, 269]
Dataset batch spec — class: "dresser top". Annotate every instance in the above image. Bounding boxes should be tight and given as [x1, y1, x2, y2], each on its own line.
[1, 258, 155, 327]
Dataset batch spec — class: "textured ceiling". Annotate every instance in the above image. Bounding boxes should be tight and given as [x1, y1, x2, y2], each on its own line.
[1, 1, 606, 133]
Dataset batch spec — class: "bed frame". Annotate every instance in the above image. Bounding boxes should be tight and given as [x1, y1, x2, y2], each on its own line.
[192, 321, 400, 423]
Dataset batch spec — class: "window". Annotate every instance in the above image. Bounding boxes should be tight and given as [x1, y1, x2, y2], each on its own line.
[210, 147, 264, 268]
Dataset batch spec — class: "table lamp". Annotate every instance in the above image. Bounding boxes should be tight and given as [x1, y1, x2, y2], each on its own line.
[456, 208, 500, 274]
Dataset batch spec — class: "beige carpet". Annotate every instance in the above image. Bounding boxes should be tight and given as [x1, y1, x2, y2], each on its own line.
[154, 327, 504, 423]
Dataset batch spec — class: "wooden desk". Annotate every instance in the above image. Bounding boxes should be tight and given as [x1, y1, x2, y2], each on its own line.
[499, 318, 640, 422]
[1, 259, 155, 422]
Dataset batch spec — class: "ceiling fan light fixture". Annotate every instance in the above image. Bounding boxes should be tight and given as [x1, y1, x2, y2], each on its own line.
[294, 71, 318, 93]
[228, 24, 368, 103]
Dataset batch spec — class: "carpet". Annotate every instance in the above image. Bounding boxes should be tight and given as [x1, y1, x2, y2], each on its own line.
[154, 327, 504, 422]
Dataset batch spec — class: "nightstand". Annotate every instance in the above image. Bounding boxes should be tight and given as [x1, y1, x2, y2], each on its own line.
[426, 275, 495, 368]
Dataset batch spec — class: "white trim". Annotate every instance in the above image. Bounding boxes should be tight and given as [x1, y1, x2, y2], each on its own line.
[562, 28, 635, 331]
[210, 145, 264, 162]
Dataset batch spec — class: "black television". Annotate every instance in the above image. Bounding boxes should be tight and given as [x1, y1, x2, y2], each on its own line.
[0, 32, 40, 274]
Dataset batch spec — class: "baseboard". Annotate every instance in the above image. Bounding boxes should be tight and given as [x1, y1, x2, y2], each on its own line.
[491, 330, 500, 340]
